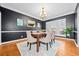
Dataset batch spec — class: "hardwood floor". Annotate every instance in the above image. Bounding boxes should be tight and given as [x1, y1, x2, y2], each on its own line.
[0, 38, 27, 56]
[55, 37, 79, 56]
[0, 42, 20, 56]
[0, 37, 79, 56]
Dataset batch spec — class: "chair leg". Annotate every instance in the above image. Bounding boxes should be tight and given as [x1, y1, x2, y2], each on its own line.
[51, 39, 52, 42]
[50, 43, 52, 48]
[29, 43, 31, 50]
[27, 42, 29, 47]
[53, 39, 55, 43]
[50, 39, 52, 48]
[39, 42, 40, 47]
[53, 37, 55, 43]
[46, 43, 48, 51]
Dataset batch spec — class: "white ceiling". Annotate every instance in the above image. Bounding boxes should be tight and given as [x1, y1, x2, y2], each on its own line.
[0, 3, 77, 21]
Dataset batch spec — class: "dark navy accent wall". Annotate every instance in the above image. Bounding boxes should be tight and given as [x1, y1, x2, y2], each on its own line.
[66, 14, 75, 30]
[41, 21, 46, 29]
[0, 6, 43, 42]
[66, 14, 77, 42]
[2, 32, 27, 42]
[0, 6, 42, 31]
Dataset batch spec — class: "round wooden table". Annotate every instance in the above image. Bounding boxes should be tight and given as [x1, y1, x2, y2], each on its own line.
[31, 32, 46, 52]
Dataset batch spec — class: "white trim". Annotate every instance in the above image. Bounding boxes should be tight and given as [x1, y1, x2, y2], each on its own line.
[1, 30, 38, 33]
[1, 31, 27, 33]
[0, 38, 27, 45]
[73, 39, 79, 47]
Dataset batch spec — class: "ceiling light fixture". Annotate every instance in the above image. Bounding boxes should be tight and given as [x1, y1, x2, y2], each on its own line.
[40, 7, 47, 20]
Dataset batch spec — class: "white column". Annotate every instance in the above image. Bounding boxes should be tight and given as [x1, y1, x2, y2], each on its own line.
[77, 4, 79, 45]
[0, 11, 1, 44]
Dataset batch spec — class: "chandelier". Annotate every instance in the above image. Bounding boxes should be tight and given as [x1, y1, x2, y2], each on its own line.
[40, 7, 47, 20]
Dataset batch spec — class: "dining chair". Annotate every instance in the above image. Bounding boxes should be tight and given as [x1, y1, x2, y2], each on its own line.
[51, 31, 55, 43]
[26, 31, 37, 50]
[40, 30, 52, 50]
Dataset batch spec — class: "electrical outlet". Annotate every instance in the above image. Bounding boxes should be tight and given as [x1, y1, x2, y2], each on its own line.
[21, 35, 23, 38]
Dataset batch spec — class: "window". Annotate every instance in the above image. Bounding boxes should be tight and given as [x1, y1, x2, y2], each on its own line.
[46, 18, 66, 30]
[46, 18, 66, 35]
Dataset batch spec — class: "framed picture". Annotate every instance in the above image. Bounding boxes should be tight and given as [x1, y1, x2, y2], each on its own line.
[17, 18, 23, 26]
[27, 20, 36, 28]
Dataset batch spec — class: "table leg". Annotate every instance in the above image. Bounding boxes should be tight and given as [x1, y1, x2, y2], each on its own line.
[37, 38, 39, 52]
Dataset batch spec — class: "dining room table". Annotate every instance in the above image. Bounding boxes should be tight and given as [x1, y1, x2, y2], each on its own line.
[31, 32, 47, 52]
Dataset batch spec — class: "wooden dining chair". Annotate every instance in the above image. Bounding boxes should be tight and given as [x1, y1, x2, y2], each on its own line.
[26, 31, 37, 50]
